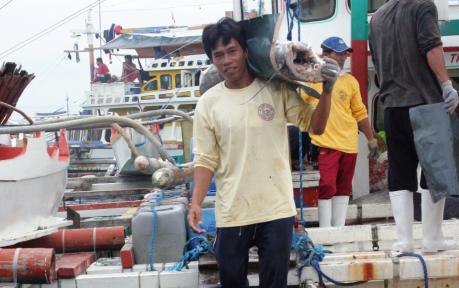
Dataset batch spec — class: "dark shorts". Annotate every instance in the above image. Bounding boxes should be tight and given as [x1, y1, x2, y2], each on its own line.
[318, 148, 357, 199]
[384, 107, 427, 192]
[214, 216, 294, 288]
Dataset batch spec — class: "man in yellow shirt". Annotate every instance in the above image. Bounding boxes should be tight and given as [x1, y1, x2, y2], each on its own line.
[187, 18, 339, 288]
[304, 37, 378, 227]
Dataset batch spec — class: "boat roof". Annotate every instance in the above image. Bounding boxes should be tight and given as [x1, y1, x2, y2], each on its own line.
[101, 33, 204, 58]
[145, 54, 210, 71]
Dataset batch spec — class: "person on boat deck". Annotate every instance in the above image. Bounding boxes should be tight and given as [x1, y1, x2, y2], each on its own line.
[188, 17, 339, 288]
[121, 55, 140, 83]
[93, 57, 111, 83]
[302, 37, 378, 228]
[287, 124, 318, 170]
[369, 0, 459, 253]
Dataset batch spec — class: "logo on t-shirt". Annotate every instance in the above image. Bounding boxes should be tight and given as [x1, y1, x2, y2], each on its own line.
[338, 90, 347, 101]
[258, 103, 275, 121]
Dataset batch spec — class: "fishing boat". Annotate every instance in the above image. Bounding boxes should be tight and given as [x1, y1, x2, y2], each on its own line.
[0, 131, 71, 247]
[0, 64, 72, 247]
[68, 21, 211, 174]
[1, 1, 459, 287]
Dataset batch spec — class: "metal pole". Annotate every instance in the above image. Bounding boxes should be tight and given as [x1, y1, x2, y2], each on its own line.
[87, 9, 95, 83]
[98, 0, 102, 58]
[350, 0, 368, 107]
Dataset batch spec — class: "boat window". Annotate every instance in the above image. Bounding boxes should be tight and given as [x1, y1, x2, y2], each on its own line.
[188, 61, 194, 66]
[132, 96, 139, 102]
[161, 62, 167, 67]
[194, 70, 201, 86]
[197, 60, 203, 65]
[144, 79, 158, 91]
[184, 73, 193, 87]
[179, 61, 185, 66]
[241, 0, 273, 20]
[347, 0, 386, 13]
[175, 74, 182, 88]
[206, 59, 211, 65]
[290, 0, 336, 22]
[151, 63, 158, 68]
[170, 62, 176, 67]
[160, 74, 172, 90]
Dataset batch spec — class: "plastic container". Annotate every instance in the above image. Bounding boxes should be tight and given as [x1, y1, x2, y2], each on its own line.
[132, 204, 187, 264]
[187, 208, 216, 249]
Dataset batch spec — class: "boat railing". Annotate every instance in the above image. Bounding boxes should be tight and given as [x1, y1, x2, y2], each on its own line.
[85, 83, 201, 107]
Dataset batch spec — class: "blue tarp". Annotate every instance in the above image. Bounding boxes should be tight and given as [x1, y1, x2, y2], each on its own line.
[409, 103, 459, 202]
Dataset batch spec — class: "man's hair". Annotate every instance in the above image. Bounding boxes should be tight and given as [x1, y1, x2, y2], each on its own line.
[96, 57, 103, 63]
[321, 46, 334, 54]
[202, 17, 246, 60]
[125, 55, 132, 61]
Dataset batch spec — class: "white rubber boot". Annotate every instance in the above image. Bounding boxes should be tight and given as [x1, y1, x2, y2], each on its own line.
[421, 190, 457, 252]
[389, 190, 414, 252]
[331, 196, 349, 227]
[318, 199, 332, 227]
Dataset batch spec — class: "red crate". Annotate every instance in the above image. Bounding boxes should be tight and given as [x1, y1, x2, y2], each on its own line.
[294, 187, 318, 207]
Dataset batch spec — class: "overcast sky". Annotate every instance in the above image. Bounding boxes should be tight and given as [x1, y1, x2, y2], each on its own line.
[0, 0, 233, 117]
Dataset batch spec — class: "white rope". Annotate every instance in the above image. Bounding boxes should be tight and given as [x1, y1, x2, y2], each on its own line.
[93, 227, 97, 253]
[12, 248, 21, 284]
[62, 229, 66, 253]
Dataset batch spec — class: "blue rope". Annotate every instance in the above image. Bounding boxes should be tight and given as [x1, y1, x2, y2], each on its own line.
[148, 190, 164, 271]
[134, 136, 147, 147]
[298, 128, 305, 226]
[296, 0, 301, 41]
[294, 234, 368, 286]
[397, 253, 429, 288]
[285, 0, 294, 41]
[167, 235, 214, 272]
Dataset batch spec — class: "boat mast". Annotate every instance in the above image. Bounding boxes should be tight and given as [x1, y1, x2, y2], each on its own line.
[86, 9, 96, 83]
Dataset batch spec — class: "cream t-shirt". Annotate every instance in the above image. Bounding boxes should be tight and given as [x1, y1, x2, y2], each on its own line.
[193, 78, 315, 227]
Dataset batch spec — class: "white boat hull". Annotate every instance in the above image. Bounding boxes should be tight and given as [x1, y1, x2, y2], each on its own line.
[0, 132, 71, 246]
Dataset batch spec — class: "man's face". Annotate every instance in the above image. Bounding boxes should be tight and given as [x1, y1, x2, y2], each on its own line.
[324, 50, 350, 70]
[211, 37, 248, 83]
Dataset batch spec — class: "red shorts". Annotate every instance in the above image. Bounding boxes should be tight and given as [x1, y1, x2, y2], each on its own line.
[318, 148, 357, 199]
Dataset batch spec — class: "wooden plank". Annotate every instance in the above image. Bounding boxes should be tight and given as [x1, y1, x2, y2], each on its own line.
[292, 180, 319, 188]
[296, 203, 393, 223]
[120, 243, 135, 269]
[306, 225, 373, 245]
[292, 171, 320, 181]
[59, 201, 143, 212]
[63, 188, 151, 199]
[306, 220, 459, 245]
[297, 250, 459, 284]
[396, 251, 459, 279]
[56, 252, 97, 278]
[302, 258, 393, 282]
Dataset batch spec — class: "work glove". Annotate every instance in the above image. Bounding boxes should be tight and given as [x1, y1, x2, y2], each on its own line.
[321, 57, 339, 93]
[368, 138, 379, 159]
[442, 80, 459, 114]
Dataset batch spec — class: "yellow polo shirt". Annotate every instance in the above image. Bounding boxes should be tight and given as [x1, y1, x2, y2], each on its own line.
[303, 73, 368, 153]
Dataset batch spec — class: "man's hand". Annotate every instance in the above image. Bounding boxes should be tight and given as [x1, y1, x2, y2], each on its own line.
[442, 80, 459, 114]
[321, 57, 340, 93]
[188, 204, 206, 234]
[368, 138, 379, 159]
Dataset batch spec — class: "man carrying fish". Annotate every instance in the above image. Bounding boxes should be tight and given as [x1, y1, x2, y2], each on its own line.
[188, 17, 339, 288]
[370, 0, 459, 252]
